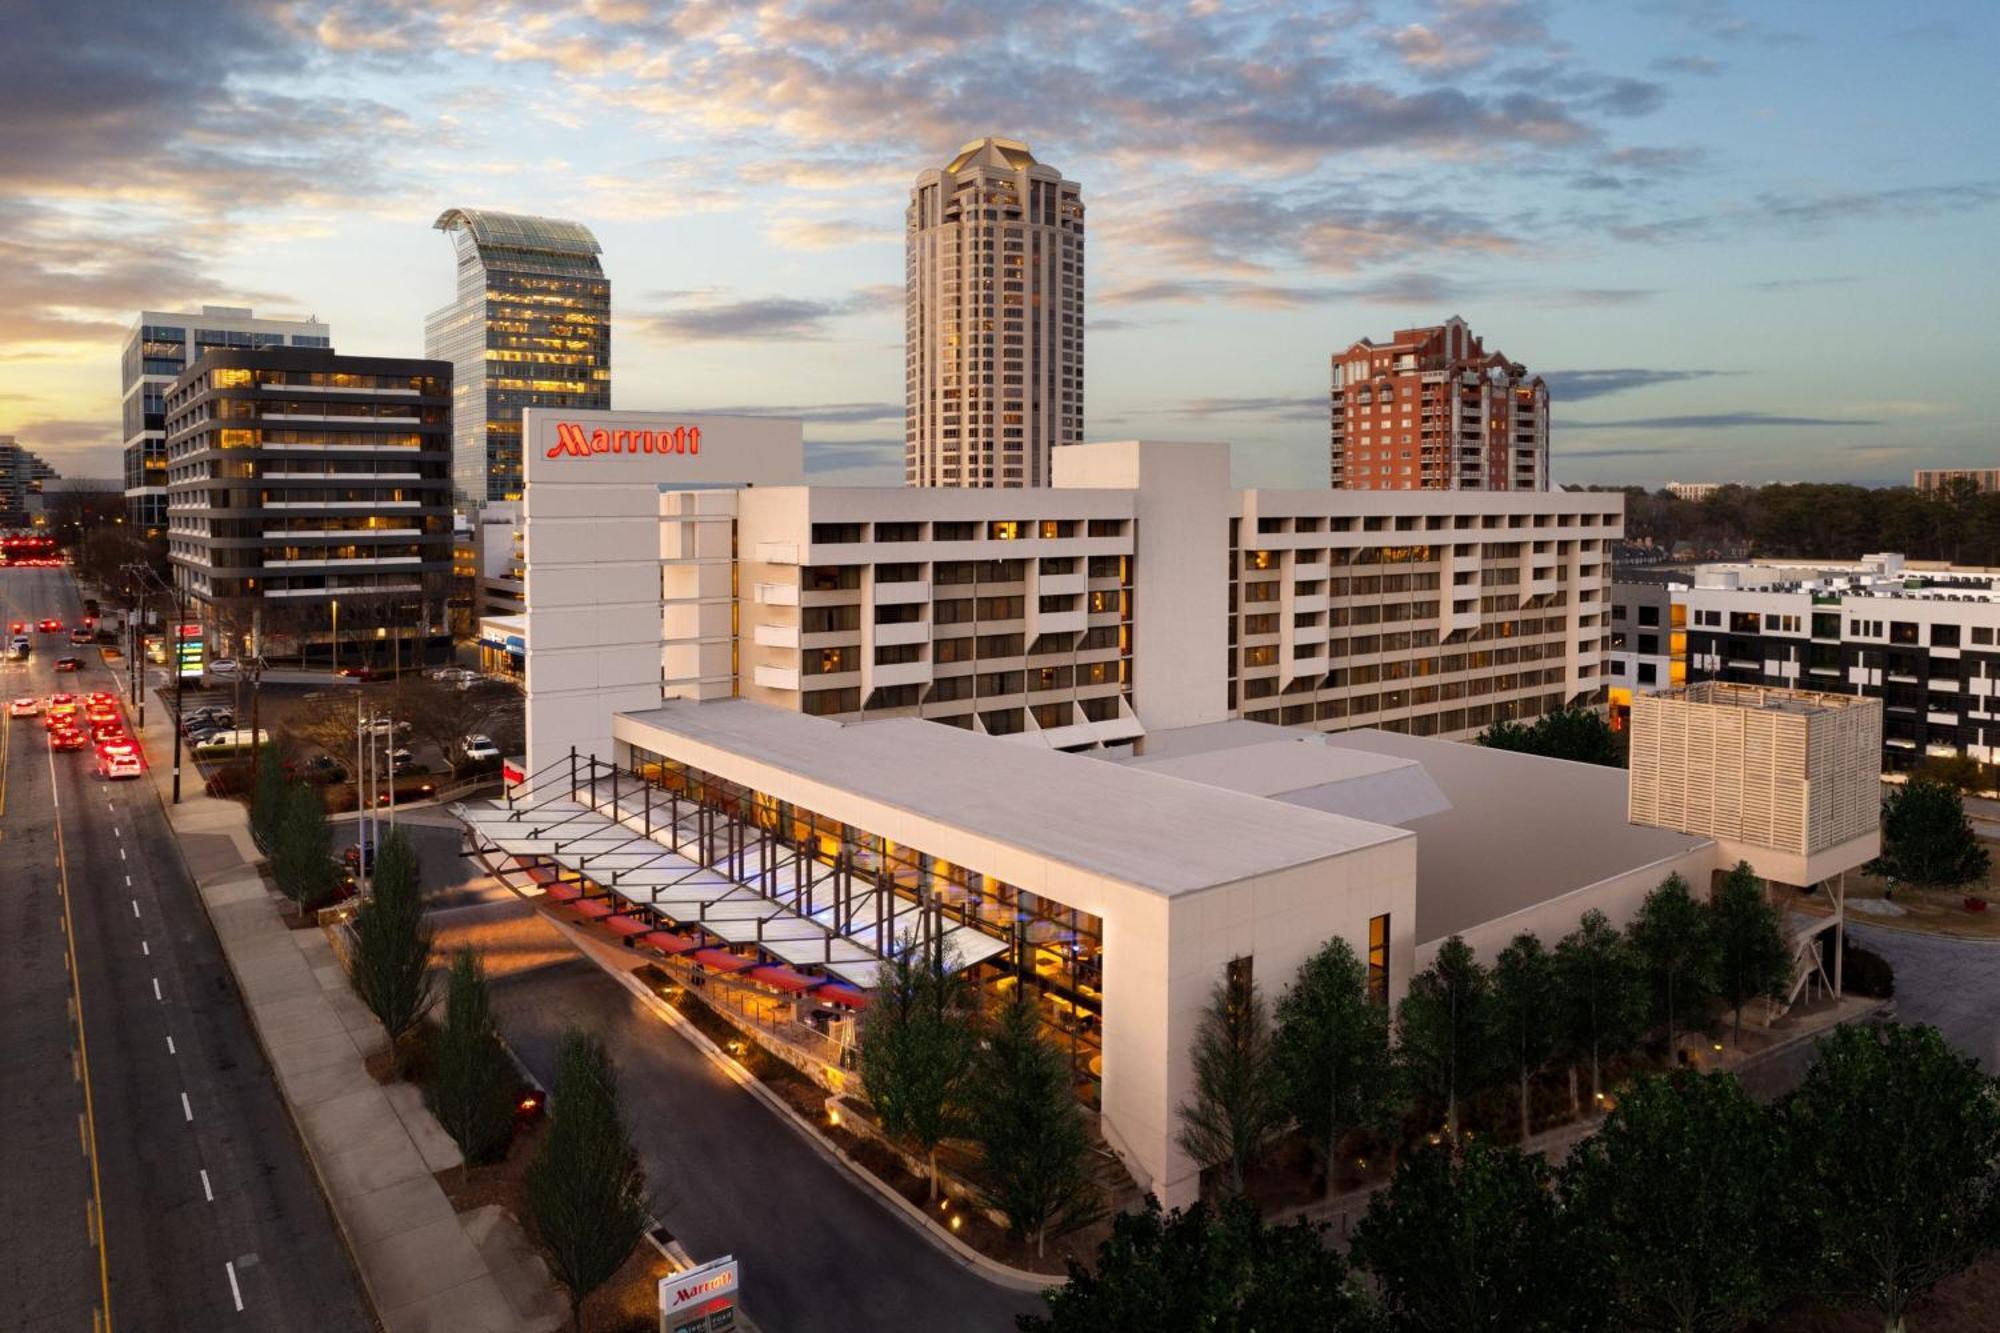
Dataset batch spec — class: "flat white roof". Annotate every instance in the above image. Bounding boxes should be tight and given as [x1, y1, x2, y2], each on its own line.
[615, 700, 1409, 898]
[1319, 731, 1710, 944]
[1112, 722, 1451, 826]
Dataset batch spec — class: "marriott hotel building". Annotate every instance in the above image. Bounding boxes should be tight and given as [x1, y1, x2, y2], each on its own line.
[463, 410, 1627, 1205]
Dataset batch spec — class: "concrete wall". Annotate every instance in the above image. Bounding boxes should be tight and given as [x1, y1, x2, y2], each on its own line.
[522, 410, 802, 777]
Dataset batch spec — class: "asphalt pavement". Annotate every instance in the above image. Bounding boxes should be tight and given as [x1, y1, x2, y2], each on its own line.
[484, 943, 1047, 1332]
[0, 566, 371, 1332]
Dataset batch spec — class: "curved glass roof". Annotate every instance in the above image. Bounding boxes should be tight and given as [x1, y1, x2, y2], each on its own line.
[433, 208, 602, 256]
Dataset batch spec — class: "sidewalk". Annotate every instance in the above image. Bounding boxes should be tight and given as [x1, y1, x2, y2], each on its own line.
[130, 690, 566, 1333]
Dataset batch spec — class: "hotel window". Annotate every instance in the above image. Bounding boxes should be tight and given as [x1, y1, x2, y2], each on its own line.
[1367, 914, 1390, 1004]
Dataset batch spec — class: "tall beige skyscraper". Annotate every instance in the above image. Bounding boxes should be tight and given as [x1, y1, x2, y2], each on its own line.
[905, 137, 1084, 488]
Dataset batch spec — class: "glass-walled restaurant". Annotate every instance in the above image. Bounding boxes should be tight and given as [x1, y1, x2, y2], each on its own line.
[624, 742, 1108, 1105]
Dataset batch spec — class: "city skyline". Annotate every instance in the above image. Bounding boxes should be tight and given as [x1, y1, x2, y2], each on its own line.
[3, 1, 1996, 491]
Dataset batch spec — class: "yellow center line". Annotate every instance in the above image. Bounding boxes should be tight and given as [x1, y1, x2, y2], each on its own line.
[51, 728, 115, 1330]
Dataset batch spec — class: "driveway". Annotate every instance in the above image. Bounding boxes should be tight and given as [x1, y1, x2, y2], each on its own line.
[1851, 922, 2000, 1071]
[483, 946, 1045, 1332]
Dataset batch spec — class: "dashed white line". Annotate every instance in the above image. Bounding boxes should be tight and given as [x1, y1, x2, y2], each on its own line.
[118, 847, 125, 861]
[131, 899, 140, 918]
[225, 1260, 244, 1312]
[113, 827, 120, 839]
[152, 977, 162, 1002]
[165, 1035, 176, 1056]
[200, 1169, 214, 1202]
[141, 940, 149, 956]
[180, 1092, 193, 1123]
[123, 874, 131, 887]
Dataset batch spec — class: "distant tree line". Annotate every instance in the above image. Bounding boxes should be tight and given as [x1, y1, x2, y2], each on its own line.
[1589, 478, 2000, 565]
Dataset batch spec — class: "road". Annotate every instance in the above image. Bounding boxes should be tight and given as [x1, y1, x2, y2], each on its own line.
[0, 565, 372, 1332]
[463, 914, 1046, 1332]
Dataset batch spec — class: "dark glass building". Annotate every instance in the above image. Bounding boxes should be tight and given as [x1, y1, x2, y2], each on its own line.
[425, 209, 610, 507]
[162, 348, 453, 668]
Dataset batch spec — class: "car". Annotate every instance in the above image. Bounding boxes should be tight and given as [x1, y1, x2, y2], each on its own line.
[54, 656, 81, 672]
[6, 621, 21, 634]
[288, 754, 350, 786]
[362, 716, 411, 737]
[461, 734, 501, 763]
[95, 743, 143, 780]
[190, 728, 269, 759]
[9, 696, 40, 717]
[182, 708, 232, 734]
[69, 629, 93, 646]
[86, 690, 115, 705]
[48, 692, 74, 706]
[337, 664, 388, 681]
[44, 703, 78, 730]
[10, 636, 30, 659]
[49, 727, 86, 752]
[85, 705, 119, 725]
[185, 724, 226, 746]
[205, 658, 239, 679]
[38, 619, 60, 633]
[91, 720, 127, 744]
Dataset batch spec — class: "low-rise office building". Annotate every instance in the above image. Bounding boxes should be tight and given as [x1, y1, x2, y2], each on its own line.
[1667, 552, 2000, 771]
[163, 348, 454, 667]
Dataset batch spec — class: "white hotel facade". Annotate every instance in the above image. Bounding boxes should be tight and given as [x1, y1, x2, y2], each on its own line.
[480, 409, 1629, 1204]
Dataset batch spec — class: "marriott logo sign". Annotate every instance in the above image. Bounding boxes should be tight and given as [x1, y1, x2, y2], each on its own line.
[546, 421, 702, 459]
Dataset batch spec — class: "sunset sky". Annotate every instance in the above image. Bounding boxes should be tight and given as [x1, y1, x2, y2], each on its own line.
[4, 0, 1995, 489]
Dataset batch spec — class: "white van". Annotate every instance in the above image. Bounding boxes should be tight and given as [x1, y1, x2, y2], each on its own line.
[190, 727, 270, 760]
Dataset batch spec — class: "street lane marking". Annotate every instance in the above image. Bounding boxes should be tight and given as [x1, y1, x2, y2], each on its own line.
[113, 826, 120, 839]
[165, 1035, 175, 1055]
[131, 899, 140, 918]
[141, 940, 149, 956]
[48, 739, 114, 1331]
[200, 1169, 214, 1202]
[79, 1113, 88, 1157]
[180, 1092, 193, 1123]
[225, 1260, 244, 1312]
[118, 847, 124, 861]
[123, 874, 130, 887]
[152, 977, 162, 1001]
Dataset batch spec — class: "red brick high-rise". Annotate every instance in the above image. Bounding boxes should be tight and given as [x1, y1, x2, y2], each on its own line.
[1329, 317, 1548, 491]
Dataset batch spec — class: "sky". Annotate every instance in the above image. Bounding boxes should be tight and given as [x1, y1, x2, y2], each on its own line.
[2, 0, 1995, 490]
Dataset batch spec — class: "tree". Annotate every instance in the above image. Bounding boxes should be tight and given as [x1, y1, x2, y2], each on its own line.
[1491, 933, 1560, 1142]
[1018, 1196, 1377, 1333]
[1565, 1072, 1780, 1332]
[1915, 752, 1988, 795]
[970, 990, 1101, 1257]
[250, 747, 290, 856]
[403, 677, 507, 776]
[271, 782, 339, 922]
[1783, 1023, 2000, 1332]
[527, 1029, 650, 1333]
[1394, 936, 1494, 1149]
[284, 689, 363, 772]
[1351, 1142, 1597, 1333]
[1871, 778, 1991, 888]
[1175, 967, 1283, 1198]
[1553, 911, 1648, 1113]
[857, 933, 976, 1202]
[346, 826, 435, 1064]
[426, 949, 517, 1179]
[1708, 863, 1792, 1045]
[1271, 937, 1394, 1198]
[1627, 874, 1717, 1059]
[1475, 709, 1620, 768]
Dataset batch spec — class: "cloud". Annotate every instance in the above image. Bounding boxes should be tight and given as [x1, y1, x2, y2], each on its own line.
[1566, 412, 1881, 430]
[803, 438, 903, 478]
[1172, 397, 1326, 422]
[1542, 368, 1730, 401]
[1652, 54, 1724, 75]
[1389, 1, 1552, 75]
[1745, 275, 1856, 293]
[1557, 446, 1682, 459]
[1529, 287, 1658, 307]
[633, 286, 896, 342]
[1099, 270, 1475, 309]
[765, 215, 899, 251]
[690, 401, 902, 424]
[10, 417, 122, 473]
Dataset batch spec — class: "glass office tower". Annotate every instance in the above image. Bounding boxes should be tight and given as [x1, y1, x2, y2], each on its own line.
[426, 209, 610, 507]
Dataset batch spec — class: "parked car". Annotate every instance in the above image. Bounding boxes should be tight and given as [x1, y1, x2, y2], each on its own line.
[182, 706, 233, 733]
[54, 656, 81, 672]
[95, 742, 143, 780]
[362, 716, 411, 737]
[461, 734, 501, 764]
[287, 754, 349, 786]
[336, 664, 387, 681]
[9, 696, 40, 717]
[389, 747, 425, 774]
[190, 728, 269, 760]
[205, 658, 239, 679]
